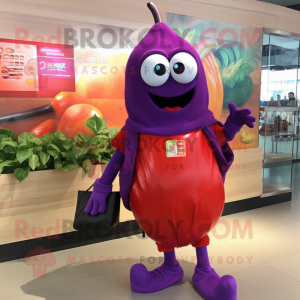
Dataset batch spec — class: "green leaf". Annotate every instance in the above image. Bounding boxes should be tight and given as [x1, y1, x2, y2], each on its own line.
[74, 132, 85, 141]
[221, 47, 235, 65]
[40, 133, 54, 143]
[18, 132, 34, 146]
[82, 159, 92, 174]
[72, 147, 87, 160]
[61, 164, 78, 171]
[31, 137, 43, 145]
[39, 152, 50, 165]
[61, 150, 73, 158]
[241, 63, 254, 74]
[185, 29, 196, 44]
[85, 115, 106, 135]
[0, 160, 15, 168]
[29, 154, 39, 170]
[3, 145, 17, 154]
[0, 152, 5, 162]
[0, 160, 17, 174]
[16, 147, 33, 164]
[248, 58, 259, 68]
[101, 158, 110, 164]
[239, 69, 245, 82]
[61, 141, 73, 150]
[14, 166, 30, 182]
[53, 132, 66, 141]
[54, 160, 62, 170]
[0, 140, 18, 150]
[218, 48, 229, 67]
[243, 49, 250, 61]
[44, 157, 53, 169]
[108, 127, 119, 138]
[84, 134, 93, 145]
[76, 137, 86, 148]
[232, 45, 240, 61]
[0, 129, 17, 140]
[34, 146, 43, 153]
[227, 78, 236, 89]
[49, 144, 61, 152]
[47, 149, 59, 159]
[0, 135, 9, 144]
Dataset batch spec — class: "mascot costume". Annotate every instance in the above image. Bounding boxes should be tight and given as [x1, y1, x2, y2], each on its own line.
[84, 3, 256, 300]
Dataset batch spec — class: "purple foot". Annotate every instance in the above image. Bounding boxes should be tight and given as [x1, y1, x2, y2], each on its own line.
[130, 262, 184, 293]
[193, 267, 237, 300]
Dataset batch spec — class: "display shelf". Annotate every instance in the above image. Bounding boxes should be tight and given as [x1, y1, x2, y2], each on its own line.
[263, 152, 295, 163]
[261, 182, 292, 198]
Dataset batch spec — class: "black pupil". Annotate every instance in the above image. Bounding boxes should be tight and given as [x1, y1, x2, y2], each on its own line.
[154, 64, 166, 76]
[173, 62, 185, 74]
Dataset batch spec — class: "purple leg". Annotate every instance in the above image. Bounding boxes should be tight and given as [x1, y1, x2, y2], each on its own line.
[193, 246, 237, 300]
[164, 250, 178, 268]
[130, 250, 183, 293]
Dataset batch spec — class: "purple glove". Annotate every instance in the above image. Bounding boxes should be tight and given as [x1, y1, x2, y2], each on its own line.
[84, 180, 112, 216]
[224, 102, 256, 141]
[84, 149, 125, 216]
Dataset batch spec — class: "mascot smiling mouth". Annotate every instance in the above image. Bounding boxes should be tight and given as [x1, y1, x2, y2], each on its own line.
[149, 88, 194, 111]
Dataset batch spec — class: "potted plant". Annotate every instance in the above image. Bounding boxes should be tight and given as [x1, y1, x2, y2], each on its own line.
[0, 115, 118, 182]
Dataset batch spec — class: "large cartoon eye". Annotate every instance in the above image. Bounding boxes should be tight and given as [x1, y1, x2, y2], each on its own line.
[170, 52, 198, 84]
[140, 54, 170, 87]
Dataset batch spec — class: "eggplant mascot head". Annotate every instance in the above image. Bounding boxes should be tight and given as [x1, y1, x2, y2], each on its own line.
[124, 2, 216, 136]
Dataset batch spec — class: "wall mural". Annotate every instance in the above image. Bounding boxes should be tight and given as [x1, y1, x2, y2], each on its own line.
[0, 17, 262, 151]
[167, 13, 262, 149]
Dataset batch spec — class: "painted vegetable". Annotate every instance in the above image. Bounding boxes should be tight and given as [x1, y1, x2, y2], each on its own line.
[52, 93, 127, 129]
[57, 104, 104, 139]
[0, 53, 129, 129]
[240, 134, 255, 144]
[76, 53, 129, 99]
[29, 119, 58, 137]
[240, 129, 255, 143]
[194, 40, 223, 119]
[213, 43, 260, 108]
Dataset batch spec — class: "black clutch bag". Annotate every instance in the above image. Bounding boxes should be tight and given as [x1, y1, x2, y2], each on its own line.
[73, 183, 120, 231]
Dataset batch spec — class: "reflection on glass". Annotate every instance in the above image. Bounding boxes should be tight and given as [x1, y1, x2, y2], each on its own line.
[260, 34, 299, 106]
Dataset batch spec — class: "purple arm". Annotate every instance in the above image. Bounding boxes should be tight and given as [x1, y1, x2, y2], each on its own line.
[84, 149, 125, 216]
[224, 103, 256, 141]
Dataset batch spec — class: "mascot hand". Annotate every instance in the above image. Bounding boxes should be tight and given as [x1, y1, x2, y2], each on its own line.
[84, 182, 112, 216]
[228, 102, 256, 128]
[224, 103, 256, 141]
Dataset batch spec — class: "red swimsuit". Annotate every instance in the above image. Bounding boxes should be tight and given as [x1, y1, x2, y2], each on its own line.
[112, 125, 226, 252]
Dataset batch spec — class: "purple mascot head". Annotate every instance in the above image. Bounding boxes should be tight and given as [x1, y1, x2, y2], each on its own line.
[124, 2, 216, 136]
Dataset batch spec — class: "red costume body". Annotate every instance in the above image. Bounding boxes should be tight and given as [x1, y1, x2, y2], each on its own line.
[112, 124, 226, 252]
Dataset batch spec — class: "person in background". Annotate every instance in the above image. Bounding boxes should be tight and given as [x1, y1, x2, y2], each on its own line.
[288, 92, 295, 100]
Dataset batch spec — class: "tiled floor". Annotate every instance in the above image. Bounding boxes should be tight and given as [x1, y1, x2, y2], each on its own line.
[1, 163, 300, 300]
[1, 200, 300, 300]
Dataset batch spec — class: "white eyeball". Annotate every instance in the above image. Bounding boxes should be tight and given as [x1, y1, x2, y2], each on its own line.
[170, 52, 198, 84]
[140, 54, 170, 87]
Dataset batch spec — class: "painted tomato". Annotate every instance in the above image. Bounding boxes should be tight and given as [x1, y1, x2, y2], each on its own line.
[57, 104, 103, 139]
[29, 119, 58, 137]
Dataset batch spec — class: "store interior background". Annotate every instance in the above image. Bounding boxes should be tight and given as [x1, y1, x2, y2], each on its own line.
[0, 1, 300, 300]
[0, 0, 299, 240]
[0, 0, 299, 246]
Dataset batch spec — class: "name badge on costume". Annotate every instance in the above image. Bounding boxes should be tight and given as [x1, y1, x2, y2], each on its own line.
[166, 140, 186, 157]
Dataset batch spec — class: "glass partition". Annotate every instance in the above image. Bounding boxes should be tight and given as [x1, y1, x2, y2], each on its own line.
[260, 33, 300, 195]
